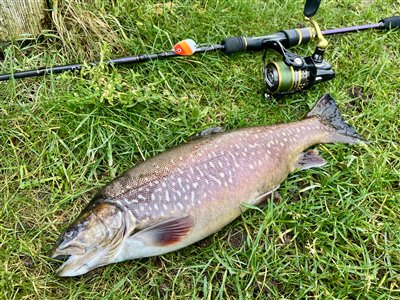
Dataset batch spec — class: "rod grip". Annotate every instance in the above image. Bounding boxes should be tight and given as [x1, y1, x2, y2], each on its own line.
[221, 28, 313, 55]
[221, 37, 247, 54]
[221, 36, 284, 54]
[222, 35, 280, 54]
[380, 16, 400, 29]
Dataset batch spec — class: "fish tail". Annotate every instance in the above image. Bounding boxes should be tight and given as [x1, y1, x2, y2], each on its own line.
[307, 94, 366, 144]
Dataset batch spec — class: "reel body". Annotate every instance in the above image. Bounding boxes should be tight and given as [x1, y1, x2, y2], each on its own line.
[263, 40, 335, 97]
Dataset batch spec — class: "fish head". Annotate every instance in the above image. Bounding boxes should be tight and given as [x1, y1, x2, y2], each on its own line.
[51, 202, 128, 277]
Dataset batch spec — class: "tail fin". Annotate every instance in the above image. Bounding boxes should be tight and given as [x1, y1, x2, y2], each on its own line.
[307, 94, 366, 144]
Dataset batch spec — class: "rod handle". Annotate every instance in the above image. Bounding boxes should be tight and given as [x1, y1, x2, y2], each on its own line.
[380, 16, 400, 29]
[221, 28, 314, 54]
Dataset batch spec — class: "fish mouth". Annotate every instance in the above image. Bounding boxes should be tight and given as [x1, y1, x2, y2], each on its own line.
[52, 254, 71, 262]
[51, 248, 96, 277]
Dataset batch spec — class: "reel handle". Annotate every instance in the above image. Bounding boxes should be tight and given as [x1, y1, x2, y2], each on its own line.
[304, 0, 321, 18]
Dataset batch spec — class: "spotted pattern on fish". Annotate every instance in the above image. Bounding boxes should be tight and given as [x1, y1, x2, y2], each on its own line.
[97, 118, 333, 230]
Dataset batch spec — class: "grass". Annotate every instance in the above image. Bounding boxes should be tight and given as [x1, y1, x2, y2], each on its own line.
[0, 0, 399, 298]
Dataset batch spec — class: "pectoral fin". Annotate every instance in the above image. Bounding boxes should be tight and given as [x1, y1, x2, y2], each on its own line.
[293, 149, 327, 171]
[133, 216, 194, 246]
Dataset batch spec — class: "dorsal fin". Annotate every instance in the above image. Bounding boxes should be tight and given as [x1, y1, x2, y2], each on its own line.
[187, 126, 224, 141]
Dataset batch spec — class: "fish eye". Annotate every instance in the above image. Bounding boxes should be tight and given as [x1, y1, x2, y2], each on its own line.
[64, 229, 76, 240]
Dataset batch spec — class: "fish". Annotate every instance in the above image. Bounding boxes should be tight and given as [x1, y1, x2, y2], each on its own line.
[51, 94, 364, 277]
[173, 38, 197, 56]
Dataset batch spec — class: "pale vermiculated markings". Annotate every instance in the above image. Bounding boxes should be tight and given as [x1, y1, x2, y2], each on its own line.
[190, 191, 195, 205]
[228, 150, 241, 168]
[189, 167, 195, 175]
[223, 155, 232, 169]
[195, 166, 204, 177]
[208, 173, 222, 186]
[248, 143, 261, 149]
[177, 177, 185, 191]
[129, 198, 139, 204]
[227, 170, 234, 184]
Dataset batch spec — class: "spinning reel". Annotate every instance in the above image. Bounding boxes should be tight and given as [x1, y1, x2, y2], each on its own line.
[263, 0, 335, 98]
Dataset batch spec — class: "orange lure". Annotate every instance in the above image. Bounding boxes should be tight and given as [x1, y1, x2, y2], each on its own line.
[173, 39, 197, 56]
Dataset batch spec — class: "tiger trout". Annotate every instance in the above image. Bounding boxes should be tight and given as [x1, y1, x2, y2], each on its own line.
[51, 94, 364, 276]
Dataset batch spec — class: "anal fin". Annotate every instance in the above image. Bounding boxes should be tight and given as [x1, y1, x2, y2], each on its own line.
[133, 216, 194, 247]
[257, 190, 282, 208]
[251, 185, 280, 207]
[293, 149, 327, 171]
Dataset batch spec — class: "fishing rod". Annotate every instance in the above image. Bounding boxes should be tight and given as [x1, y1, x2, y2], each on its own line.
[0, 20, 395, 79]
[0, 0, 399, 96]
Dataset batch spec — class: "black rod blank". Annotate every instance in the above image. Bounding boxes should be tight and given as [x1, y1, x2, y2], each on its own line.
[0, 45, 224, 81]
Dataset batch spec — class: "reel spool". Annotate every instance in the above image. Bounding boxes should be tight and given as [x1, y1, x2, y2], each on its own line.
[264, 0, 335, 98]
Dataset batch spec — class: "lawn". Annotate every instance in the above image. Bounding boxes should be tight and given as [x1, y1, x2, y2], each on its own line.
[0, 0, 399, 299]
